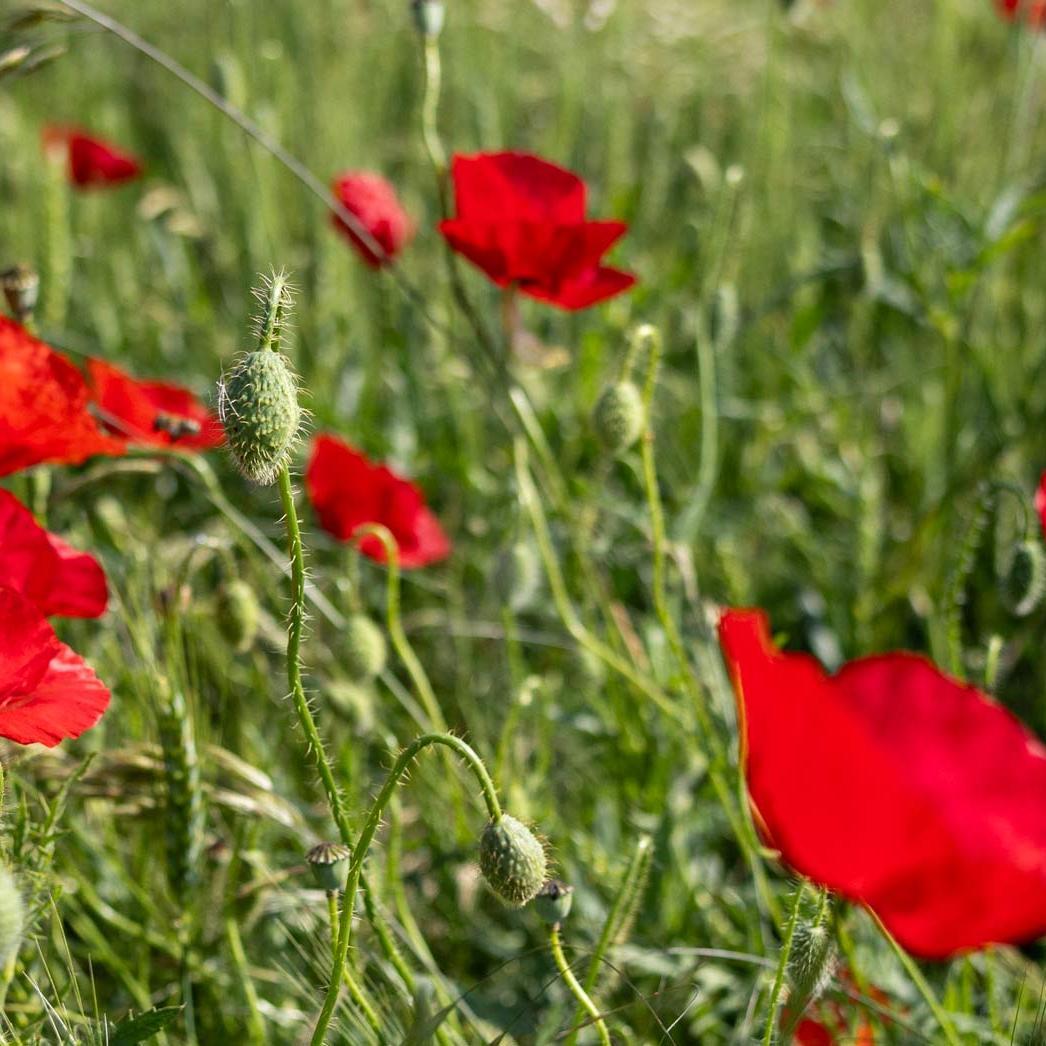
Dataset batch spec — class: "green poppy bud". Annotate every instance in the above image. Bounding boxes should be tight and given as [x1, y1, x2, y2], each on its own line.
[533, 879, 574, 926]
[305, 842, 352, 894]
[593, 381, 644, 455]
[0, 866, 25, 970]
[343, 613, 388, 682]
[217, 579, 260, 652]
[1000, 540, 1046, 618]
[219, 349, 301, 485]
[479, 814, 547, 907]
[786, 919, 835, 1008]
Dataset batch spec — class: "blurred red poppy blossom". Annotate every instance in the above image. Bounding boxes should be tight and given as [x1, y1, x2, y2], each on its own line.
[305, 433, 451, 568]
[0, 586, 110, 747]
[718, 608, 1046, 959]
[42, 126, 143, 188]
[997, 0, 1046, 26]
[330, 171, 413, 268]
[438, 151, 636, 310]
[0, 317, 126, 476]
[87, 358, 223, 450]
[0, 490, 107, 619]
[1035, 471, 1046, 536]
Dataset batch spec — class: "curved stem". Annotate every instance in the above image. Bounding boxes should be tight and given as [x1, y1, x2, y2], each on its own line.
[421, 37, 447, 177]
[549, 924, 611, 1046]
[311, 733, 501, 1044]
[277, 465, 353, 847]
[761, 884, 804, 1046]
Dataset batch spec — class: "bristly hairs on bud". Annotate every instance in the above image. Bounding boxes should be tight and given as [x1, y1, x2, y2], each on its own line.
[250, 268, 295, 354]
[479, 813, 548, 907]
[780, 890, 835, 1040]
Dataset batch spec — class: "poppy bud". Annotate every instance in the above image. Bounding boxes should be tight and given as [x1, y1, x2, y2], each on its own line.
[219, 349, 301, 485]
[786, 919, 835, 1008]
[343, 613, 388, 682]
[0, 866, 25, 969]
[1, 265, 39, 323]
[306, 841, 352, 894]
[999, 539, 1046, 618]
[217, 579, 260, 652]
[479, 814, 547, 907]
[533, 879, 573, 926]
[411, 0, 445, 37]
[593, 381, 644, 455]
[492, 540, 542, 612]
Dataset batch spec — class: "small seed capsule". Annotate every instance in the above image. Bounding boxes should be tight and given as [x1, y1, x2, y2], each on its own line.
[306, 842, 352, 894]
[593, 381, 644, 454]
[533, 879, 574, 926]
[479, 814, 547, 907]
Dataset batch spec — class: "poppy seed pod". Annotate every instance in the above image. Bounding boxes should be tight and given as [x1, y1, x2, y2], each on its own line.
[1000, 539, 1046, 618]
[594, 381, 644, 454]
[479, 814, 547, 907]
[219, 350, 300, 485]
[1, 265, 39, 323]
[343, 613, 388, 682]
[411, 0, 445, 37]
[0, 866, 24, 969]
[306, 842, 352, 894]
[533, 879, 574, 925]
[217, 579, 260, 652]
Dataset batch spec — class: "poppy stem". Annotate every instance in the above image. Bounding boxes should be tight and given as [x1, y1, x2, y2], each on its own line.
[549, 923, 611, 1046]
[323, 893, 384, 1038]
[761, 882, 804, 1046]
[871, 911, 963, 1046]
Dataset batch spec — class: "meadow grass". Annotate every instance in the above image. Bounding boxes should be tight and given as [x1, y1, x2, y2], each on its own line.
[2, 0, 1046, 1041]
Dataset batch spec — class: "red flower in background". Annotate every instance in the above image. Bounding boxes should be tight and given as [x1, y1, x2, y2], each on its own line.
[330, 172, 413, 268]
[305, 434, 451, 568]
[87, 358, 223, 450]
[0, 586, 110, 747]
[718, 609, 1046, 959]
[0, 317, 126, 476]
[0, 491, 107, 619]
[42, 126, 143, 188]
[1035, 471, 1046, 536]
[438, 151, 636, 310]
[997, 0, 1046, 26]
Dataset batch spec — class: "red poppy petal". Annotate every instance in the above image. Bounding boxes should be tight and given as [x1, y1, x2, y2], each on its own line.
[43, 126, 142, 188]
[0, 587, 62, 702]
[87, 358, 222, 450]
[330, 171, 413, 268]
[1036, 471, 1046, 538]
[522, 266, 636, 311]
[450, 152, 586, 224]
[438, 219, 513, 287]
[0, 317, 127, 476]
[0, 643, 110, 747]
[43, 535, 108, 618]
[718, 609, 1046, 958]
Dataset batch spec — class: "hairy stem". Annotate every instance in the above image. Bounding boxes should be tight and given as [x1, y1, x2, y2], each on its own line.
[550, 924, 611, 1046]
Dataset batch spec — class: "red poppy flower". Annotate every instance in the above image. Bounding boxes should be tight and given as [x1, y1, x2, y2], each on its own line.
[305, 433, 451, 568]
[718, 609, 1046, 959]
[330, 171, 413, 268]
[0, 317, 126, 476]
[87, 358, 223, 450]
[42, 125, 143, 188]
[1035, 471, 1046, 536]
[0, 490, 107, 619]
[438, 151, 637, 311]
[0, 586, 110, 747]
[997, 0, 1046, 26]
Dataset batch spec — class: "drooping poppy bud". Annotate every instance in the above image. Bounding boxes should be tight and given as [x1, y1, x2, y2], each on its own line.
[479, 814, 547, 907]
[593, 381, 644, 454]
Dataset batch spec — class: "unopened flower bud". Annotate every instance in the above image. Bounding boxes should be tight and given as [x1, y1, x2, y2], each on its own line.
[219, 349, 300, 485]
[1000, 539, 1046, 617]
[412, 0, 445, 37]
[593, 381, 644, 454]
[306, 842, 352, 894]
[479, 814, 547, 907]
[533, 879, 573, 925]
[1, 265, 39, 323]
[784, 919, 836, 1019]
[492, 541, 542, 612]
[343, 613, 388, 682]
[0, 866, 25, 969]
[217, 579, 261, 652]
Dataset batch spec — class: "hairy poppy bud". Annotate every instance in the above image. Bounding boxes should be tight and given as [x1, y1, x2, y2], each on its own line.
[593, 381, 644, 454]
[492, 541, 542, 612]
[0, 866, 24, 969]
[533, 879, 573, 926]
[343, 613, 388, 682]
[786, 919, 835, 1010]
[1, 265, 39, 323]
[219, 349, 300, 485]
[411, 0, 445, 37]
[217, 579, 260, 652]
[1000, 540, 1046, 617]
[479, 814, 547, 907]
[306, 841, 352, 894]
